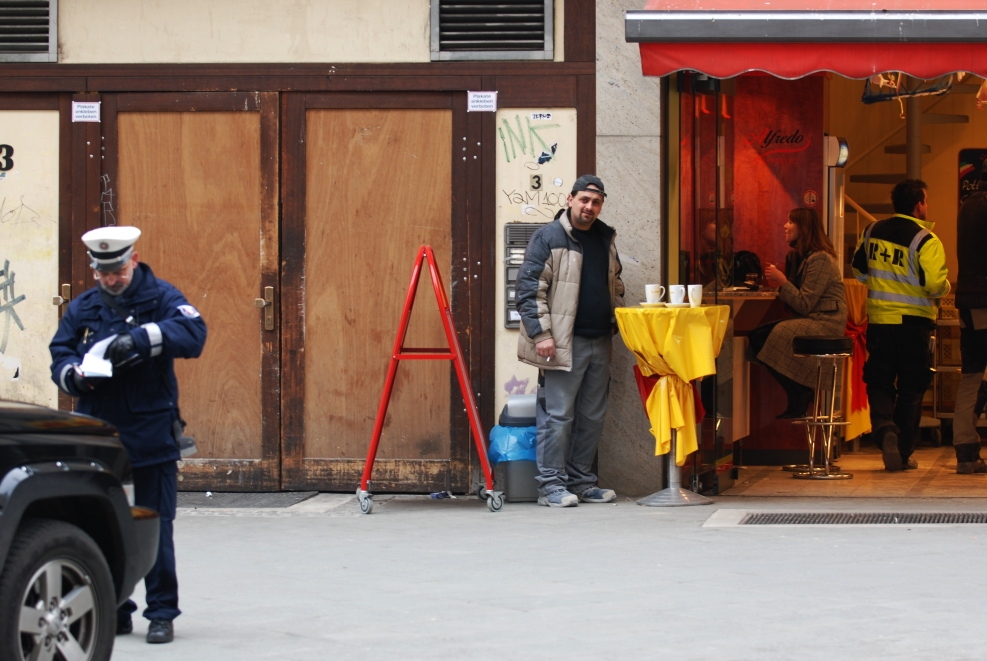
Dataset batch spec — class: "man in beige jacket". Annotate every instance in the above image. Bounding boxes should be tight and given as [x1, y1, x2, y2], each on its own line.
[515, 175, 625, 507]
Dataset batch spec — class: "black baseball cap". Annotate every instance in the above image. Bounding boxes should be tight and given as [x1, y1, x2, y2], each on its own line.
[571, 174, 607, 198]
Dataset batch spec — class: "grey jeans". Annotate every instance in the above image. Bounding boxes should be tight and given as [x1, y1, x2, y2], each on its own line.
[535, 334, 611, 496]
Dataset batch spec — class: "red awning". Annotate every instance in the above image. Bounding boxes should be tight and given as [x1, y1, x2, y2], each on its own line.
[629, 1, 987, 79]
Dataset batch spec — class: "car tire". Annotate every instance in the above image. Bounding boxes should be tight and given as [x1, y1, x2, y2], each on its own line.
[0, 519, 116, 661]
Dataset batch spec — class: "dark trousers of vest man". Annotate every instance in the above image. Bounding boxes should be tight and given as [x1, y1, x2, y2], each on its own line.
[864, 321, 934, 461]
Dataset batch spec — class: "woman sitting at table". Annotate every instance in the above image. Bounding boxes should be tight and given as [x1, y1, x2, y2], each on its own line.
[748, 207, 848, 418]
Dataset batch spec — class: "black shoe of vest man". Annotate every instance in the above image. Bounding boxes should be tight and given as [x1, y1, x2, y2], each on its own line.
[116, 617, 133, 635]
[146, 619, 174, 644]
[881, 430, 902, 472]
[957, 458, 987, 475]
[902, 457, 918, 470]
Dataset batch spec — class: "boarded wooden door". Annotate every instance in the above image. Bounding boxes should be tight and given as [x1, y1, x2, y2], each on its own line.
[102, 93, 280, 490]
[281, 93, 472, 492]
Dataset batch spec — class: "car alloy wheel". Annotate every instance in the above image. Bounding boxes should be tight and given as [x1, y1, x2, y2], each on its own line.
[19, 557, 100, 660]
[0, 520, 115, 661]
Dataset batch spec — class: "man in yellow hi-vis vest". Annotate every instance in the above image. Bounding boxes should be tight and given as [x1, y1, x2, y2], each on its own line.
[851, 179, 950, 471]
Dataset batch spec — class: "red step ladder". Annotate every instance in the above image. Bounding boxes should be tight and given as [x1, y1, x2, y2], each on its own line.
[357, 246, 502, 513]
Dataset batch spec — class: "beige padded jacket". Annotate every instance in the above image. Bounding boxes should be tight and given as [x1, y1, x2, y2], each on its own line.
[515, 208, 625, 371]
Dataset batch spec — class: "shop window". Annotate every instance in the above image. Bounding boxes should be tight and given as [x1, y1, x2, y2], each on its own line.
[431, 0, 553, 61]
[0, 0, 57, 63]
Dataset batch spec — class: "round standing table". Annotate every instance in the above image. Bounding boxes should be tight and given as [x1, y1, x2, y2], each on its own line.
[615, 304, 731, 507]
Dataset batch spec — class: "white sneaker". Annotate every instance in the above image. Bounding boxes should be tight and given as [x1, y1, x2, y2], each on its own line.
[537, 490, 579, 507]
[577, 487, 616, 503]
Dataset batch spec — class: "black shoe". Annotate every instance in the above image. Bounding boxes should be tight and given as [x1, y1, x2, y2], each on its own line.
[957, 458, 987, 474]
[881, 430, 902, 472]
[776, 387, 814, 419]
[116, 617, 133, 635]
[903, 457, 918, 470]
[146, 619, 174, 644]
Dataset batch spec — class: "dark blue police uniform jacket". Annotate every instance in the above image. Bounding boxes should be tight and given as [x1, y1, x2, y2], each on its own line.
[49, 263, 207, 467]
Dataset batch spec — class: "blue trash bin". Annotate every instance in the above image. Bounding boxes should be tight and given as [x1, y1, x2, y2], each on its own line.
[489, 395, 538, 502]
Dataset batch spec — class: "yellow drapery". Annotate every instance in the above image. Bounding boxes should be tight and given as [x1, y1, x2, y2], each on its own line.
[842, 278, 871, 440]
[615, 306, 730, 465]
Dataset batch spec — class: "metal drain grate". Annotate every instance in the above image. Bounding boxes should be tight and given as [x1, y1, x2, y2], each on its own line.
[740, 512, 987, 525]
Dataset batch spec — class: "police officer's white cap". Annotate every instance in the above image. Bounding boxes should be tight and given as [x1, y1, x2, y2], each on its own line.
[82, 226, 141, 272]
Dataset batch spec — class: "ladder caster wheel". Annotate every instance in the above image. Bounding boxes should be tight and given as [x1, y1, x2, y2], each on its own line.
[487, 493, 504, 512]
[477, 487, 488, 502]
[357, 489, 373, 515]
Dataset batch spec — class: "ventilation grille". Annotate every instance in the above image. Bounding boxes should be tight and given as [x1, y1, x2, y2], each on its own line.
[506, 223, 540, 246]
[741, 512, 987, 526]
[0, 0, 56, 62]
[432, 0, 552, 61]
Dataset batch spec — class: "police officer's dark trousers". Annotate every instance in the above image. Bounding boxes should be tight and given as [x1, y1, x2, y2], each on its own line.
[864, 321, 934, 461]
[119, 461, 180, 623]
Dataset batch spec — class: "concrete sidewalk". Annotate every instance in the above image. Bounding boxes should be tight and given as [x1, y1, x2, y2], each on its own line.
[112, 493, 987, 661]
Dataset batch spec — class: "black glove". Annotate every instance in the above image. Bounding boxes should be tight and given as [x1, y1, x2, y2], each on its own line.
[71, 365, 105, 393]
[105, 332, 138, 367]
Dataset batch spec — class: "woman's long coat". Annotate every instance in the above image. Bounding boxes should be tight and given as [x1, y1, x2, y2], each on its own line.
[757, 251, 848, 387]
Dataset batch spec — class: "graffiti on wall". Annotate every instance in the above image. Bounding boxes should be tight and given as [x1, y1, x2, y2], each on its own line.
[0, 111, 60, 407]
[0, 260, 26, 379]
[494, 109, 578, 409]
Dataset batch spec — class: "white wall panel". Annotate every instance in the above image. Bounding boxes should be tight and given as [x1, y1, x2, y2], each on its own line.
[60, 0, 430, 63]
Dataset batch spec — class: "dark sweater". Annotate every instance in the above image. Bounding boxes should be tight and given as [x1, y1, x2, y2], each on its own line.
[571, 221, 611, 338]
[956, 190, 987, 309]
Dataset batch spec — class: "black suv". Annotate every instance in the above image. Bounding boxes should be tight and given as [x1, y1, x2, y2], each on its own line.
[0, 400, 159, 661]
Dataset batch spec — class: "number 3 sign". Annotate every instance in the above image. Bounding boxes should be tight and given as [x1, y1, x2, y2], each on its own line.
[0, 144, 13, 171]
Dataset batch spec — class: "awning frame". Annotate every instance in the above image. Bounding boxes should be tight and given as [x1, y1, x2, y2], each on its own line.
[626, 10, 987, 43]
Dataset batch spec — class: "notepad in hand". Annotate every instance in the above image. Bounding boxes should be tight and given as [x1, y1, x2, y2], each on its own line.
[80, 336, 114, 378]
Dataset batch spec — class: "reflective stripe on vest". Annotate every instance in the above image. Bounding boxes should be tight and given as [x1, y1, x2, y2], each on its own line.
[862, 220, 936, 318]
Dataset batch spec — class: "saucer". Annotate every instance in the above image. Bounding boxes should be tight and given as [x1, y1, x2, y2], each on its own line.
[666, 302, 690, 308]
[640, 301, 665, 308]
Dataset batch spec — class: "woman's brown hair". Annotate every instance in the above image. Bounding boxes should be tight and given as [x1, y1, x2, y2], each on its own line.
[789, 207, 837, 259]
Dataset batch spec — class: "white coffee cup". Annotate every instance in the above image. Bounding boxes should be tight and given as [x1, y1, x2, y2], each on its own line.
[688, 284, 703, 308]
[669, 285, 686, 305]
[645, 284, 665, 303]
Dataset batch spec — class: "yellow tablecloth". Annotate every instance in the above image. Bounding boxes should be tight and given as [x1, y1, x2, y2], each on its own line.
[843, 278, 871, 440]
[615, 305, 730, 465]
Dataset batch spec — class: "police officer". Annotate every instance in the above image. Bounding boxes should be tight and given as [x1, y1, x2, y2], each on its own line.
[851, 179, 950, 472]
[49, 226, 207, 644]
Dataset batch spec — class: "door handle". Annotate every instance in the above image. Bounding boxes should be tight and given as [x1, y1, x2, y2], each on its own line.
[254, 286, 274, 331]
[52, 283, 71, 306]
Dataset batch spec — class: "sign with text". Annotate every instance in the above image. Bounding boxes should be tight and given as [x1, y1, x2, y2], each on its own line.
[959, 148, 987, 205]
[467, 91, 497, 112]
[71, 102, 101, 123]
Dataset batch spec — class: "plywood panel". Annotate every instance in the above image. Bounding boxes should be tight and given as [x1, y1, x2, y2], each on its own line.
[117, 111, 263, 459]
[304, 108, 452, 460]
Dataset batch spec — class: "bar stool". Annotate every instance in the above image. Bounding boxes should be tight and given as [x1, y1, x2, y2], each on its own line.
[790, 335, 854, 480]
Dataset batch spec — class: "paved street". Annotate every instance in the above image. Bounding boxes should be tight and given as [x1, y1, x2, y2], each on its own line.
[112, 492, 987, 661]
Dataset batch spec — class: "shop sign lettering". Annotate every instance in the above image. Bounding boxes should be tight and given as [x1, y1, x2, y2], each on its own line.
[749, 127, 811, 157]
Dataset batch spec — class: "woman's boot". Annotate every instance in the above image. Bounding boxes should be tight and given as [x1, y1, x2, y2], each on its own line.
[767, 366, 814, 419]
